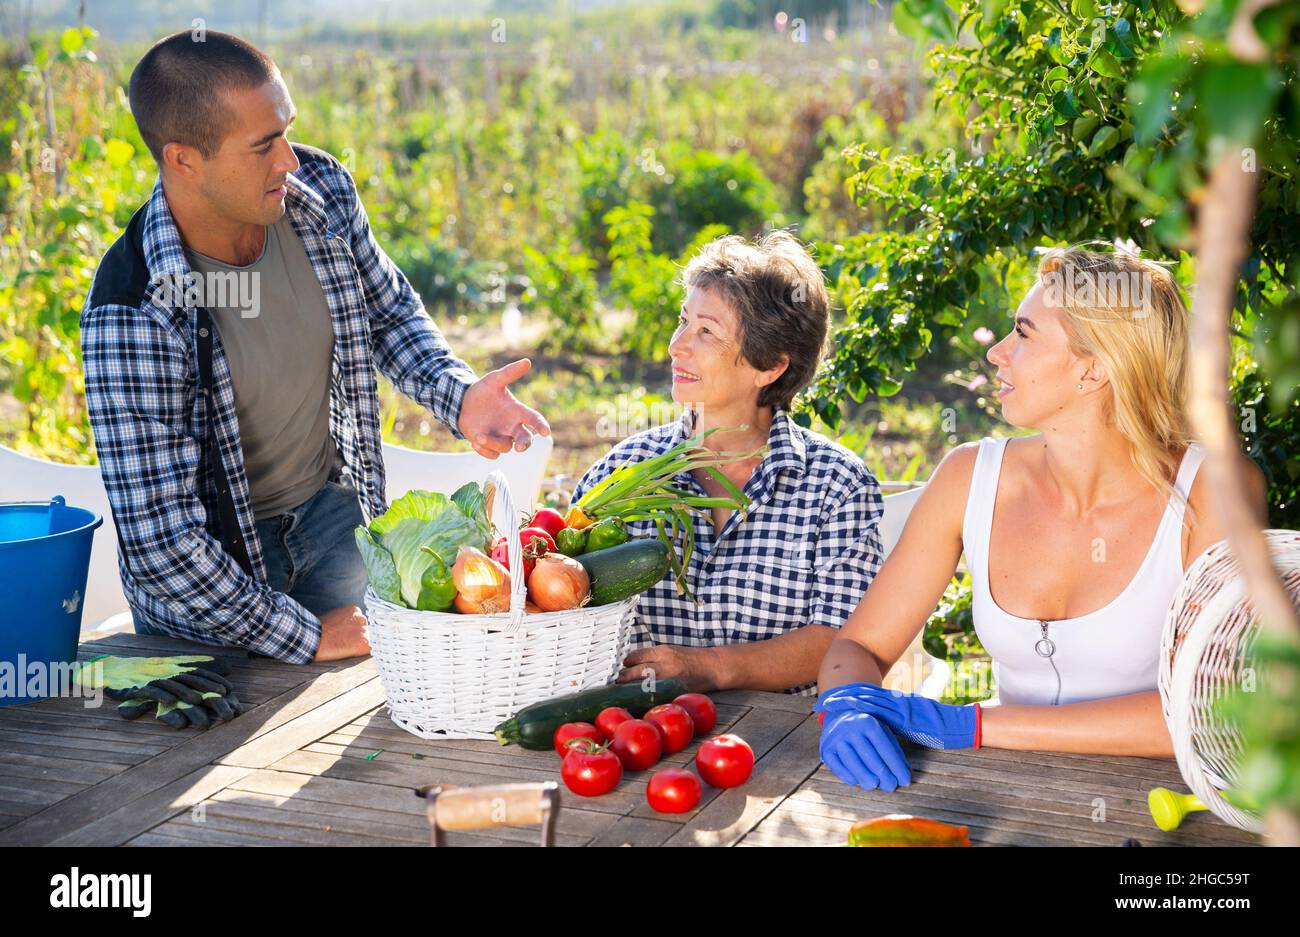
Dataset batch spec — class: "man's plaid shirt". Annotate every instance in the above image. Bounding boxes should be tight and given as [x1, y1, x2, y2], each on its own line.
[573, 408, 884, 694]
[81, 144, 477, 663]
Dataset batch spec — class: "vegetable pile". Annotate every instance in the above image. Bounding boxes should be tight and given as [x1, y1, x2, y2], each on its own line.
[494, 683, 754, 813]
[355, 483, 672, 615]
[565, 427, 764, 600]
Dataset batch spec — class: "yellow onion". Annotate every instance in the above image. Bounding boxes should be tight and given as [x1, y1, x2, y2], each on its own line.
[452, 545, 511, 614]
[527, 552, 591, 612]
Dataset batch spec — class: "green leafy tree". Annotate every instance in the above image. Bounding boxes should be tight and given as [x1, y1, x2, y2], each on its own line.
[802, 0, 1299, 530]
[821, 0, 1300, 836]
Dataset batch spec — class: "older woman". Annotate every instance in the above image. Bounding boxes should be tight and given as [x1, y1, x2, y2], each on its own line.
[814, 247, 1268, 792]
[572, 231, 883, 695]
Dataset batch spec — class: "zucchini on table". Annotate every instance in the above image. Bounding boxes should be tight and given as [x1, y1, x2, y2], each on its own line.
[495, 679, 688, 749]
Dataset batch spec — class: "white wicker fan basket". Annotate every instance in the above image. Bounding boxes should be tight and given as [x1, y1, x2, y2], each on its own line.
[364, 470, 636, 740]
[1159, 529, 1300, 833]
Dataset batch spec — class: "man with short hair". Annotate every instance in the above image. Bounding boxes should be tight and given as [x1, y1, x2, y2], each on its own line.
[82, 31, 549, 663]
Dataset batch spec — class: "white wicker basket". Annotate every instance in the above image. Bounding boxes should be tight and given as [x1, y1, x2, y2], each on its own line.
[364, 470, 636, 740]
[1159, 529, 1300, 833]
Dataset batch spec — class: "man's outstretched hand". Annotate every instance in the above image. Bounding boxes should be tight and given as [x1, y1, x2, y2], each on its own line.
[457, 358, 551, 459]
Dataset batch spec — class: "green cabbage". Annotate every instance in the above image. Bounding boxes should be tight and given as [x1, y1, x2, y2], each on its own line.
[354, 482, 492, 610]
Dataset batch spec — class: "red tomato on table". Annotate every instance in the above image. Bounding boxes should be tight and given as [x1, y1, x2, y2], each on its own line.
[610, 718, 663, 771]
[646, 768, 702, 813]
[672, 693, 717, 735]
[553, 722, 602, 758]
[695, 734, 754, 788]
[560, 741, 623, 797]
[596, 706, 634, 741]
[644, 703, 695, 754]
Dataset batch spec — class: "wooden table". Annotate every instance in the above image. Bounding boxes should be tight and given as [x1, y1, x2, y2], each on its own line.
[0, 627, 1261, 847]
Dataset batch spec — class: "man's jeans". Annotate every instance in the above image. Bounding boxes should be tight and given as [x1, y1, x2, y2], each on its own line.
[253, 479, 369, 617]
[134, 479, 368, 637]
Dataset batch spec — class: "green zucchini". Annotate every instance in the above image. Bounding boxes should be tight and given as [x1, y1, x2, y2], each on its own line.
[494, 679, 689, 748]
[577, 537, 671, 606]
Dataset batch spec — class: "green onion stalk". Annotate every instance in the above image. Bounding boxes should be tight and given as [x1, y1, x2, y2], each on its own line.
[565, 427, 765, 601]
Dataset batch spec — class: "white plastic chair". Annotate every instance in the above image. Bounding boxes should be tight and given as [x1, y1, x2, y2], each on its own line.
[879, 486, 924, 559]
[380, 435, 554, 532]
[0, 437, 554, 629]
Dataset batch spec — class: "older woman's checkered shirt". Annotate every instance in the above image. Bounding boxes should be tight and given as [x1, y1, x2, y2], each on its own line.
[573, 409, 884, 694]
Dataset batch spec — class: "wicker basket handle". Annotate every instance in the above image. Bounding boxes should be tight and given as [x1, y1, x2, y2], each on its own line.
[482, 470, 528, 635]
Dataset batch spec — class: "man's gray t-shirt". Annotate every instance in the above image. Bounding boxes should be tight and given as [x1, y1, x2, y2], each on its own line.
[184, 214, 337, 520]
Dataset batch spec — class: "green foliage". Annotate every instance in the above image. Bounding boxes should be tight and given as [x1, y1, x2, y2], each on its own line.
[1233, 365, 1300, 529]
[647, 144, 782, 255]
[922, 573, 983, 662]
[575, 130, 636, 261]
[2, 9, 886, 461]
[521, 244, 601, 352]
[605, 202, 687, 361]
[0, 26, 145, 464]
[389, 237, 506, 315]
[1219, 632, 1300, 817]
[576, 134, 782, 259]
[922, 573, 993, 705]
[604, 201, 731, 360]
[805, 1, 1300, 514]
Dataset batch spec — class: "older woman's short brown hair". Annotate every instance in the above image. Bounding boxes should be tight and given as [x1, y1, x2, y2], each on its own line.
[681, 230, 830, 411]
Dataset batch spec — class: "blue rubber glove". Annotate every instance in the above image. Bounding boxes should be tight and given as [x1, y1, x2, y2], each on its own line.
[816, 707, 912, 792]
[818, 682, 981, 751]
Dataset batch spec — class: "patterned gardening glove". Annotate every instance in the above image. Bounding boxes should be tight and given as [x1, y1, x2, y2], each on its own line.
[72, 654, 247, 729]
[816, 682, 981, 751]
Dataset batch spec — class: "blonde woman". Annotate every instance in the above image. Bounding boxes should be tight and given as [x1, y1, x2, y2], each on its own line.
[814, 247, 1267, 792]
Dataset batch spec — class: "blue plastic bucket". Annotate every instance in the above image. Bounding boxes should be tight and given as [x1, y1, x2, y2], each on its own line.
[0, 496, 102, 706]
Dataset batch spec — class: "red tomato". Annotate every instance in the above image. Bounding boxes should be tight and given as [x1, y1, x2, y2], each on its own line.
[553, 722, 603, 758]
[560, 742, 623, 797]
[646, 768, 702, 813]
[672, 693, 717, 735]
[644, 703, 695, 754]
[491, 528, 558, 580]
[520, 527, 557, 557]
[609, 718, 663, 771]
[595, 706, 634, 741]
[695, 734, 754, 788]
[490, 536, 530, 580]
[527, 508, 567, 540]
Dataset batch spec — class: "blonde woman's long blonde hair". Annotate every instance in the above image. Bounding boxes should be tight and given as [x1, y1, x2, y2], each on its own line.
[1036, 245, 1193, 510]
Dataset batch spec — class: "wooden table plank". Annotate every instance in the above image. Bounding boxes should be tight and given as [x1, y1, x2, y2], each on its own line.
[49, 765, 254, 847]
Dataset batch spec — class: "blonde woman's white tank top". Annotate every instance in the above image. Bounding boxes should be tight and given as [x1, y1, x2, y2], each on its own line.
[961, 437, 1204, 706]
